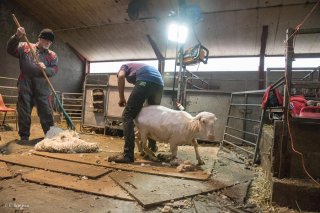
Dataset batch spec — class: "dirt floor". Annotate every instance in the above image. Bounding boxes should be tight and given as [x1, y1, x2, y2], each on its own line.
[0, 122, 301, 213]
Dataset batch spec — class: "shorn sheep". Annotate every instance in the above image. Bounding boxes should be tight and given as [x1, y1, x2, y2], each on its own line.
[134, 105, 217, 165]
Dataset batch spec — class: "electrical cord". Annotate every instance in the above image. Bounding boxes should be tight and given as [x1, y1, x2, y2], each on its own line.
[285, 0, 320, 43]
[283, 67, 320, 185]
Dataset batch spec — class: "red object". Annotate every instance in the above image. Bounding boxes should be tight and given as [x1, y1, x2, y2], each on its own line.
[261, 85, 283, 109]
[290, 96, 307, 117]
[0, 94, 18, 130]
[299, 106, 320, 119]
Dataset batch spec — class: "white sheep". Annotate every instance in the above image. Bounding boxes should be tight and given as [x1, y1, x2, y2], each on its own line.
[134, 105, 217, 165]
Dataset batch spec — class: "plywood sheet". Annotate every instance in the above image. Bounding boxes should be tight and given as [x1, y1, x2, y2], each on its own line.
[22, 170, 133, 201]
[106, 87, 132, 118]
[0, 154, 110, 178]
[109, 171, 225, 208]
[221, 181, 251, 204]
[0, 162, 13, 179]
[213, 152, 255, 186]
[33, 151, 211, 180]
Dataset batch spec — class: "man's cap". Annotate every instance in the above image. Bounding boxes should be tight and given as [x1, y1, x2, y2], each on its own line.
[38, 28, 54, 42]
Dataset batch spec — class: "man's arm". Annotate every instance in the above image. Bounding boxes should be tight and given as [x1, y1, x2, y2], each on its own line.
[117, 70, 126, 107]
[43, 52, 59, 77]
[7, 27, 25, 58]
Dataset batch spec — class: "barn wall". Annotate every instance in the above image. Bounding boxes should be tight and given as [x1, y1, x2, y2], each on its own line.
[162, 70, 315, 142]
[0, 0, 84, 94]
[163, 70, 315, 92]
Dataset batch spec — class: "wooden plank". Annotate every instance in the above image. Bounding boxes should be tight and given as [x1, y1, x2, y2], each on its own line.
[0, 155, 110, 178]
[32, 151, 211, 181]
[22, 170, 133, 201]
[109, 171, 226, 208]
[213, 159, 254, 186]
[221, 181, 252, 204]
[0, 162, 13, 179]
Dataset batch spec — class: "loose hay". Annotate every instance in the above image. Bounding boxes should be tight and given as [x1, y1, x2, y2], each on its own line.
[247, 170, 273, 211]
[35, 127, 99, 153]
[247, 169, 298, 212]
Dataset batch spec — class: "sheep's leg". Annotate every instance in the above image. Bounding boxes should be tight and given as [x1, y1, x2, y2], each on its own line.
[157, 141, 178, 162]
[170, 144, 178, 159]
[140, 133, 157, 161]
[158, 142, 177, 162]
[192, 138, 205, 165]
[134, 130, 143, 154]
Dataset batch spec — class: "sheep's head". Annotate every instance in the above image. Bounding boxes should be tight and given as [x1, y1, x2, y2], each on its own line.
[195, 112, 217, 141]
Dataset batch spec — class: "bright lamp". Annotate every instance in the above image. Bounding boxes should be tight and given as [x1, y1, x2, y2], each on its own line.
[168, 23, 188, 43]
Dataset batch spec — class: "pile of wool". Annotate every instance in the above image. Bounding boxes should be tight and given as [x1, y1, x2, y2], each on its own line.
[35, 126, 99, 153]
[176, 160, 197, 172]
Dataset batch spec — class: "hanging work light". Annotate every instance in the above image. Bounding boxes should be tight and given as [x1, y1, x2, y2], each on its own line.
[167, 22, 188, 43]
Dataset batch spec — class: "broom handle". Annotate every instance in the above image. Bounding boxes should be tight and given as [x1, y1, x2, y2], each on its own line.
[12, 14, 58, 97]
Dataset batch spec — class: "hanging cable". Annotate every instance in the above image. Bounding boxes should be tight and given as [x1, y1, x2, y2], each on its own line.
[283, 63, 320, 185]
[192, 25, 202, 45]
[285, 0, 320, 43]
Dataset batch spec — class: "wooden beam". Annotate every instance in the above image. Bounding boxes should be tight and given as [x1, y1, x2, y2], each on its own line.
[66, 42, 89, 76]
[22, 170, 134, 201]
[66, 43, 88, 63]
[279, 28, 295, 179]
[0, 154, 110, 178]
[258, 25, 268, 89]
[32, 151, 211, 181]
[146, 34, 165, 74]
[146, 34, 164, 61]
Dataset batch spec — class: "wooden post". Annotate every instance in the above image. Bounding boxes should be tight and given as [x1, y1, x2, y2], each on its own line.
[258, 25, 268, 89]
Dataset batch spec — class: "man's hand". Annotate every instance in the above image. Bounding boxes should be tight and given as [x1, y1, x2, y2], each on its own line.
[15, 27, 25, 38]
[37, 62, 46, 70]
[118, 98, 126, 107]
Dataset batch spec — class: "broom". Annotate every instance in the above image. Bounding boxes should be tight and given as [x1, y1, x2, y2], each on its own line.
[12, 14, 75, 130]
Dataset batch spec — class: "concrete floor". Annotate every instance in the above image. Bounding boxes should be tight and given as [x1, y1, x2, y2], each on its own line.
[0, 122, 284, 212]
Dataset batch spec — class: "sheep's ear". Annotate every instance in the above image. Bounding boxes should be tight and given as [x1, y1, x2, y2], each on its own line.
[199, 116, 206, 124]
[194, 114, 201, 121]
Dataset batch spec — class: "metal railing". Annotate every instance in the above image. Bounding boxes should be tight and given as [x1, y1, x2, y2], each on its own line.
[61, 93, 83, 121]
[221, 89, 266, 162]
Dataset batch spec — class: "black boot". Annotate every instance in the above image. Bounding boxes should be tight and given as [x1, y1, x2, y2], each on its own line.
[107, 153, 134, 163]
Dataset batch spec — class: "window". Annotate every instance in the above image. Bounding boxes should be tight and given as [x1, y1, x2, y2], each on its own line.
[89, 57, 319, 73]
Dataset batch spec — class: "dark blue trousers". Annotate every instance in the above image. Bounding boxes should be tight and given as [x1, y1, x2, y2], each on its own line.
[122, 81, 163, 159]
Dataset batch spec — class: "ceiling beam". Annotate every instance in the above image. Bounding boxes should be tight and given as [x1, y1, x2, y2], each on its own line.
[146, 34, 165, 74]
[146, 34, 164, 61]
[202, 2, 317, 15]
[66, 43, 89, 76]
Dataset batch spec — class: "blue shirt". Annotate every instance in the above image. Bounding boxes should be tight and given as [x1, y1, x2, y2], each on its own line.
[119, 63, 164, 86]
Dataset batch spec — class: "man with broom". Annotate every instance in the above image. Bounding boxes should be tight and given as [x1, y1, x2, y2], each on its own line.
[7, 27, 58, 143]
